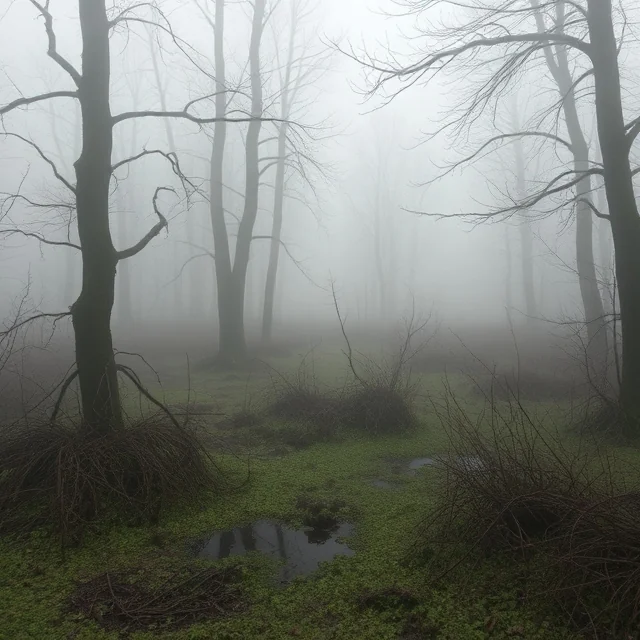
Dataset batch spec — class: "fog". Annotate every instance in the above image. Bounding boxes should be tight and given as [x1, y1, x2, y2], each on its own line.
[0, 0, 600, 357]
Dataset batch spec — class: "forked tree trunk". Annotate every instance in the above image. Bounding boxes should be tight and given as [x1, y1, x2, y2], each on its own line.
[72, 0, 122, 432]
[588, 0, 640, 424]
[215, 0, 265, 363]
[209, 0, 265, 363]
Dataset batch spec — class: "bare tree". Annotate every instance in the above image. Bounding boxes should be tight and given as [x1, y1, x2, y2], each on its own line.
[350, 0, 640, 427]
[510, 99, 537, 321]
[261, 0, 330, 343]
[0, 0, 285, 431]
[205, 0, 266, 363]
[531, 0, 606, 366]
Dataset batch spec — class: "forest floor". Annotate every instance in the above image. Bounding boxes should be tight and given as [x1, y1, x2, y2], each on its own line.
[0, 339, 633, 639]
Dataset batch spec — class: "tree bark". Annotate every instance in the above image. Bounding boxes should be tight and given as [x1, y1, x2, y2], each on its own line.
[588, 0, 640, 423]
[72, 0, 122, 433]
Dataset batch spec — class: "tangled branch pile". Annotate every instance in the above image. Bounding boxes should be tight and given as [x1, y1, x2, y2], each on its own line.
[420, 384, 640, 637]
[0, 415, 218, 544]
[71, 565, 243, 632]
[266, 307, 426, 438]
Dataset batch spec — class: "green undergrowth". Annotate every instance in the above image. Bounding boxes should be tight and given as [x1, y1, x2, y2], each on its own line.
[0, 425, 581, 639]
[0, 354, 598, 640]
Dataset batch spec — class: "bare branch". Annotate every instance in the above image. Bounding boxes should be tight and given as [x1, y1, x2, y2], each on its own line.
[251, 234, 324, 289]
[27, 0, 81, 85]
[116, 187, 171, 260]
[0, 91, 77, 117]
[2, 132, 76, 193]
[112, 108, 287, 127]
[0, 311, 71, 339]
[0, 229, 80, 250]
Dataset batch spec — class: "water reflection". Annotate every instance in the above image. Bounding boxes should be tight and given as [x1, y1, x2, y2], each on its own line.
[194, 520, 354, 582]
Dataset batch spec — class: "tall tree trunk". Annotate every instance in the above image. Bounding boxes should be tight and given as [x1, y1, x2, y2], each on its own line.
[262, 123, 289, 343]
[505, 223, 513, 326]
[533, 3, 607, 369]
[217, 0, 265, 362]
[510, 103, 537, 320]
[373, 158, 386, 322]
[588, 0, 640, 423]
[148, 30, 184, 317]
[209, 0, 234, 357]
[596, 173, 613, 317]
[72, 0, 122, 432]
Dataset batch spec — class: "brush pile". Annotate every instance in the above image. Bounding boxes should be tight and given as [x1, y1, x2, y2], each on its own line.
[0, 415, 217, 543]
[420, 383, 640, 637]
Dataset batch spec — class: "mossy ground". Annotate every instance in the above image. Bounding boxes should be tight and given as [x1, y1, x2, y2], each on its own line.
[0, 348, 601, 639]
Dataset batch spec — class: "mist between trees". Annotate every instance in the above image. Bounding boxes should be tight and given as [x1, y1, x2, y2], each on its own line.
[1, 0, 637, 430]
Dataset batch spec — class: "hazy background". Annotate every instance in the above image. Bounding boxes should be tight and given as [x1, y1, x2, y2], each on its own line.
[0, 0, 592, 353]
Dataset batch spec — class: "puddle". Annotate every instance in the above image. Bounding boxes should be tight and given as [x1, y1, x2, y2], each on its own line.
[408, 457, 436, 471]
[192, 520, 354, 583]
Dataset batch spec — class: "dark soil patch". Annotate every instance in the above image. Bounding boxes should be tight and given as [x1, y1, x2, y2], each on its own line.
[70, 565, 244, 634]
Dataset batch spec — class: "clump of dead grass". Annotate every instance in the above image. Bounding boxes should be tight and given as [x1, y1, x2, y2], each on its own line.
[336, 383, 418, 435]
[0, 414, 218, 545]
[418, 379, 640, 637]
